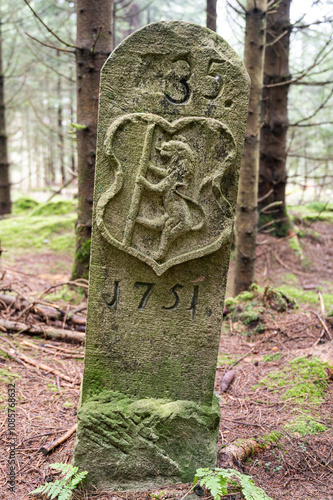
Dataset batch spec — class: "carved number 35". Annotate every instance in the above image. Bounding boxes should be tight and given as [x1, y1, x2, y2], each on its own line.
[164, 59, 224, 104]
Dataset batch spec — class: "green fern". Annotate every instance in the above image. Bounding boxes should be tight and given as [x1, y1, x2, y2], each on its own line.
[29, 463, 88, 500]
[193, 468, 273, 500]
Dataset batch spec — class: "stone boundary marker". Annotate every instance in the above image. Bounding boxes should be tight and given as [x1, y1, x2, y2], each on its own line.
[74, 20, 250, 491]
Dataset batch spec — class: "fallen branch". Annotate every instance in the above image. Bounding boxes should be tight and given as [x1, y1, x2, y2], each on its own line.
[0, 319, 85, 343]
[0, 293, 86, 327]
[41, 424, 77, 455]
[220, 438, 265, 466]
[39, 280, 89, 300]
[0, 342, 77, 383]
[21, 340, 84, 358]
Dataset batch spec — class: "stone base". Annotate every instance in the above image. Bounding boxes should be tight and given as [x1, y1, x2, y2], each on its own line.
[74, 391, 220, 491]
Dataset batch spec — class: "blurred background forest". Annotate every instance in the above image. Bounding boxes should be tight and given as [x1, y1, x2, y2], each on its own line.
[0, 0, 333, 286]
[2, 0, 332, 202]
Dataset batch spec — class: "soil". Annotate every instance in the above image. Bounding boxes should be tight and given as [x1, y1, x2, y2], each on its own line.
[0, 220, 332, 500]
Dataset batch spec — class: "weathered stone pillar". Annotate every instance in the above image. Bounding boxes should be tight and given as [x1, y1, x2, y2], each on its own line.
[74, 21, 249, 490]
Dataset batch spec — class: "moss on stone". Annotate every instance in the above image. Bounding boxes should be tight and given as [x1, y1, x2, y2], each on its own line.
[74, 391, 220, 490]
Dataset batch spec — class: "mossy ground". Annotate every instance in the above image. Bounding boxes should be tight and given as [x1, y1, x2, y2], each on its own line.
[254, 356, 330, 437]
[0, 198, 76, 256]
[224, 285, 296, 337]
[255, 356, 328, 405]
[278, 285, 333, 309]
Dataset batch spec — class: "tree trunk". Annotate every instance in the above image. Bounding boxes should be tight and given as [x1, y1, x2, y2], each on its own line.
[258, 0, 292, 236]
[70, 68, 76, 175]
[0, 26, 11, 215]
[234, 0, 267, 296]
[206, 0, 217, 32]
[57, 52, 65, 186]
[72, 0, 113, 279]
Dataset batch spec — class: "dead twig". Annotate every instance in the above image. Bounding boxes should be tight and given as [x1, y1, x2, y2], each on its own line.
[40, 424, 77, 455]
[0, 341, 77, 383]
[39, 280, 89, 300]
[273, 251, 312, 276]
[310, 310, 332, 341]
[21, 340, 84, 358]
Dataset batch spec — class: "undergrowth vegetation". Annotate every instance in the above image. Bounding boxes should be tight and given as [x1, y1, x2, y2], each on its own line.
[256, 356, 328, 404]
[190, 467, 273, 500]
[290, 202, 333, 224]
[1, 198, 76, 255]
[224, 285, 296, 337]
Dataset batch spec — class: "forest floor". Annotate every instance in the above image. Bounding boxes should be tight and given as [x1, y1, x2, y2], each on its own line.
[0, 199, 333, 500]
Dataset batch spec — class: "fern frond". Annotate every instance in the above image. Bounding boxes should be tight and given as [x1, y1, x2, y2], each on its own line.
[29, 462, 88, 499]
[194, 467, 273, 500]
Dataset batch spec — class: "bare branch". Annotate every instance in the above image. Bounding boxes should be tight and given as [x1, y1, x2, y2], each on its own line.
[226, 1, 245, 17]
[266, 36, 332, 88]
[116, 0, 156, 20]
[235, 0, 247, 12]
[19, 29, 75, 81]
[265, 29, 289, 47]
[91, 26, 102, 53]
[289, 153, 333, 161]
[293, 80, 333, 86]
[293, 18, 333, 31]
[289, 121, 333, 128]
[290, 87, 333, 126]
[25, 32, 75, 54]
[22, 0, 78, 49]
[115, 0, 135, 12]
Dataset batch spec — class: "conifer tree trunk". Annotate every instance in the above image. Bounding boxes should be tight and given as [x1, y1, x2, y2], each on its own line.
[206, 0, 217, 31]
[0, 26, 11, 215]
[72, 0, 113, 279]
[258, 0, 292, 236]
[57, 52, 65, 186]
[234, 0, 267, 296]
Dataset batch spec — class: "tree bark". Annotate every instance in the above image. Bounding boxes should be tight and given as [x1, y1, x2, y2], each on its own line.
[0, 25, 11, 215]
[72, 0, 113, 279]
[258, 0, 292, 236]
[57, 52, 65, 186]
[234, 0, 267, 296]
[206, 0, 217, 32]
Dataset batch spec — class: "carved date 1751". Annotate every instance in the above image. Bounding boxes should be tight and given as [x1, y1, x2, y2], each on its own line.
[103, 281, 201, 320]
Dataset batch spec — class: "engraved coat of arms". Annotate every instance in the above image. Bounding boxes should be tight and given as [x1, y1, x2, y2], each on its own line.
[96, 113, 236, 275]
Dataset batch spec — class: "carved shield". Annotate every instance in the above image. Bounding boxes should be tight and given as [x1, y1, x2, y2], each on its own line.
[96, 113, 236, 275]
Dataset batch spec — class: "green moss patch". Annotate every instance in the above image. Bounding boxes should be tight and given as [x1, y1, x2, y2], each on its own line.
[217, 354, 236, 366]
[12, 196, 39, 214]
[255, 356, 328, 405]
[31, 199, 77, 217]
[0, 213, 76, 255]
[285, 416, 327, 436]
[44, 285, 84, 304]
[0, 368, 21, 383]
[278, 285, 333, 309]
[289, 204, 333, 224]
[262, 353, 283, 363]
[224, 286, 295, 336]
